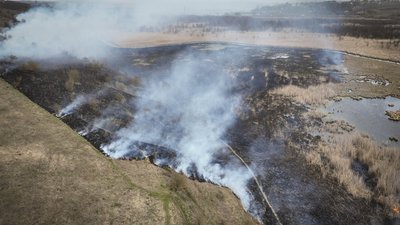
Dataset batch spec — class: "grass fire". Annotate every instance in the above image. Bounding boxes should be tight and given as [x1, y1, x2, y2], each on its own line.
[0, 0, 399, 225]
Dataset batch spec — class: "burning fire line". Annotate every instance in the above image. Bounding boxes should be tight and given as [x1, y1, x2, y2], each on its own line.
[220, 140, 283, 225]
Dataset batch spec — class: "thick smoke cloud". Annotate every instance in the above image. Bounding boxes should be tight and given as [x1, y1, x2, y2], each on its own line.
[0, 2, 140, 59]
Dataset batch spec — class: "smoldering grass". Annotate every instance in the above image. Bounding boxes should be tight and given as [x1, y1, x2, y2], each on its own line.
[56, 95, 87, 118]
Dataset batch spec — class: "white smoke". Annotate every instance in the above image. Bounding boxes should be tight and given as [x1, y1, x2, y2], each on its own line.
[0, 0, 268, 59]
[0, 2, 140, 59]
[57, 95, 87, 117]
[102, 51, 254, 208]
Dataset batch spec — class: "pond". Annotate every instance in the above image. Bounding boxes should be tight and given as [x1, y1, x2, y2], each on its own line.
[324, 97, 400, 147]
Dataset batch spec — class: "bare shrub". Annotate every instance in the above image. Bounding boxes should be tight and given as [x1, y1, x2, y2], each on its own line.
[271, 83, 336, 105]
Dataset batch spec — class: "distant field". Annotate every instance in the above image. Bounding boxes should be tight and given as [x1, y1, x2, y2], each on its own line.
[115, 31, 400, 62]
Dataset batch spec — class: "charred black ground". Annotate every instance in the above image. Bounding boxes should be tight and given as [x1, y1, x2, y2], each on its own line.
[0, 44, 391, 225]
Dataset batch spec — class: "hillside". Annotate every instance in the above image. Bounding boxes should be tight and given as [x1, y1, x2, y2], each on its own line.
[0, 78, 257, 225]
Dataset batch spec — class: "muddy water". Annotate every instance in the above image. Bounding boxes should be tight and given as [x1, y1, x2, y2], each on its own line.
[324, 97, 400, 147]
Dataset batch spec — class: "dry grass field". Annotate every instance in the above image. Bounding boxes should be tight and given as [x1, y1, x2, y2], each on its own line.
[306, 132, 399, 207]
[270, 83, 336, 106]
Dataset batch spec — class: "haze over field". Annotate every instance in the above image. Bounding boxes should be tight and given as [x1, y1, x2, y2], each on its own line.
[20, 0, 347, 14]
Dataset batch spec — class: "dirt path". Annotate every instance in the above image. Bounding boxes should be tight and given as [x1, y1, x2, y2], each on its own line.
[0, 78, 257, 225]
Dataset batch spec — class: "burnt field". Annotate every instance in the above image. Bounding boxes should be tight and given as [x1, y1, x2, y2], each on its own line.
[1, 1, 399, 224]
[1, 44, 395, 225]
[0, 1, 30, 26]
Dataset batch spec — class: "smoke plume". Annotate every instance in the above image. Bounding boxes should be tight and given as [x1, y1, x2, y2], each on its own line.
[102, 50, 253, 208]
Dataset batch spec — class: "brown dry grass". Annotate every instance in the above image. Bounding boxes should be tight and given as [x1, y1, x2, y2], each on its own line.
[306, 132, 400, 207]
[386, 110, 400, 121]
[307, 136, 372, 199]
[351, 135, 400, 203]
[271, 83, 336, 105]
[168, 172, 188, 192]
